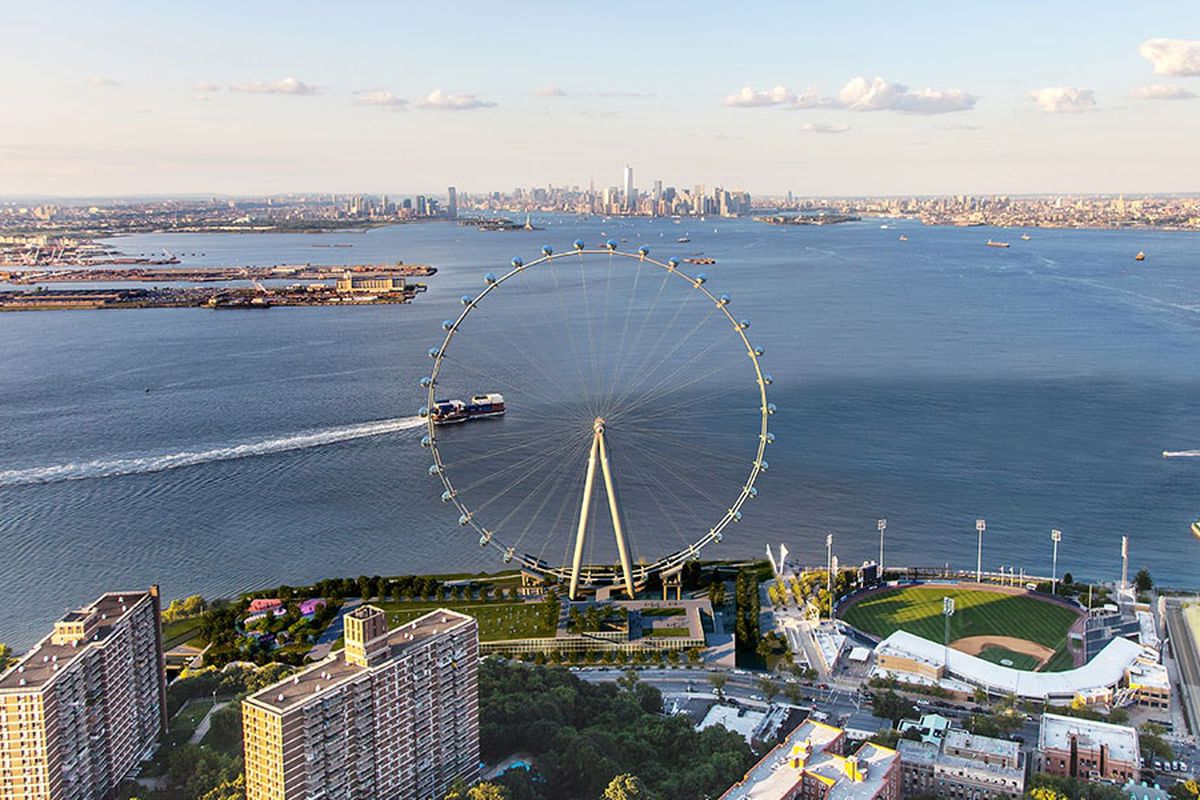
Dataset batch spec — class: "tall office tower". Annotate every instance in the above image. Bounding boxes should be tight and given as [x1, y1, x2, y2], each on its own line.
[243, 607, 479, 800]
[446, 187, 457, 220]
[623, 165, 634, 212]
[416, 195, 427, 216]
[0, 589, 168, 800]
[652, 180, 663, 216]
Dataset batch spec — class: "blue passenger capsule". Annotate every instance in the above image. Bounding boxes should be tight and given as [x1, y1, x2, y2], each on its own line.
[574, 239, 585, 250]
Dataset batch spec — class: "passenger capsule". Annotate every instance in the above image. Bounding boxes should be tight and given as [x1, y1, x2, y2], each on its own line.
[759, 460, 769, 472]
[752, 345, 765, 356]
[606, 239, 618, 250]
[420, 435, 432, 448]
[503, 547, 515, 563]
[739, 319, 751, 329]
[748, 486, 759, 498]
[732, 510, 743, 522]
[667, 258, 679, 269]
[764, 432, 776, 444]
[714, 531, 724, 543]
[511, 257, 523, 268]
[542, 245, 553, 256]
[441, 320, 454, 331]
[458, 513, 471, 527]
[694, 273, 707, 286]
[573, 239, 585, 250]
[419, 376, 433, 387]
[441, 490, 455, 503]
[638, 246, 650, 256]
[767, 403, 777, 415]
[718, 294, 731, 306]
[460, 295, 473, 306]
[428, 464, 442, 476]
[479, 533, 490, 547]
[484, 272, 497, 284]
[427, 347, 440, 359]
[763, 374, 774, 385]
[418, 406, 430, 418]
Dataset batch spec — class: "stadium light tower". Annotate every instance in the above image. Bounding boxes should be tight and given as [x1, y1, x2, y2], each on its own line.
[826, 532, 834, 622]
[975, 519, 986, 583]
[877, 518, 887, 576]
[1051, 529, 1062, 595]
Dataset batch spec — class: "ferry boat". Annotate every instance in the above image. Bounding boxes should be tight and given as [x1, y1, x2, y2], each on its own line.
[986, 239, 1010, 248]
[1021, 234, 1032, 241]
[1135, 251, 1146, 261]
[431, 393, 506, 425]
[677, 235, 691, 243]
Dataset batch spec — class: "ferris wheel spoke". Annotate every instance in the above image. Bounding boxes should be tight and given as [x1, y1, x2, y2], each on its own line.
[607, 340, 746, 425]
[452, 429, 591, 497]
[609, 282, 707, 412]
[510, 440, 587, 555]
[435, 353, 591, 421]
[614, 376, 753, 427]
[610, 442, 707, 554]
[618, 437, 729, 519]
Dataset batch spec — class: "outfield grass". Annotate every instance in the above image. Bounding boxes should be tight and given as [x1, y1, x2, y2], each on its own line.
[372, 600, 555, 641]
[842, 586, 1078, 654]
[1042, 645, 1078, 673]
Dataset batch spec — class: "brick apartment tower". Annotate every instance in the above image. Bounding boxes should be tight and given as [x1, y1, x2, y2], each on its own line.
[0, 588, 168, 800]
[242, 606, 479, 800]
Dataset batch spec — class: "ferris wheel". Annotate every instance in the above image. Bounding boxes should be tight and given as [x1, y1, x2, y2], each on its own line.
[420, 240, 773, 599]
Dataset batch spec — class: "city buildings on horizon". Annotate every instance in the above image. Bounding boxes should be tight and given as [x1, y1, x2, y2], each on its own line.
[0, 588, 167, 800]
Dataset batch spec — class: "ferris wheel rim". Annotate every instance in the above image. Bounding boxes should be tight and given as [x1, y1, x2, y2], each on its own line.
[420, 244, 772, 583]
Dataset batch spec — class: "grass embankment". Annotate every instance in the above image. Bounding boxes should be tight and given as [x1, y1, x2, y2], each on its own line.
[372, 599, 556, 641]
[842, 586, 1079, 672]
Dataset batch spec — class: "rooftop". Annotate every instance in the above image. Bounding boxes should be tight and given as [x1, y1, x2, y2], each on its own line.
[943, 728, 1020, 761]
[0, 592, 152, 692]
[245, 607, 474, 714]
[1038, 713, 1140, 765]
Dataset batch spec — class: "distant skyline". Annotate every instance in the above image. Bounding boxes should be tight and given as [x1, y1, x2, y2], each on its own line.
[2, 2, 1199, 196]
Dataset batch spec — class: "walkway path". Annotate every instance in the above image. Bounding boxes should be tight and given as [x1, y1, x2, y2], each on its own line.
[308, 598, 362, 660]
[189, 701, 230, 745]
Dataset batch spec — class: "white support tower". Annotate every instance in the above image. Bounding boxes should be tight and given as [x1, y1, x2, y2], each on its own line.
[569, 417, 636, 600]
[975, 519, 986, 583]
[1121, 535, 1129, 591]
[1051, 529, 1062, 595]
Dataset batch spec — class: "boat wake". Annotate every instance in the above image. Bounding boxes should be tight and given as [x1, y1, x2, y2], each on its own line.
[0, 417, 424, 487]
[1163, 450, 1200, 458]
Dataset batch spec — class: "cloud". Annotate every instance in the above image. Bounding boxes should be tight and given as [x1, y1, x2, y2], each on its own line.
[534, 86, 647, 98]
[353, 89, 408, 109]
[1029, 86, 1096, 113]
[533, 85, 567, 97]
[229, 77, 319, 96]
[1131, 83, 1196, 100]
[723, 85, 796, 107]
[800, 122, 849, 134]
[834, 77, 977, 114]
[939, 123, 983, 131]
[723, 77, 976, 114]
[192, 81, 221, 94]
[1139, 38, 1200, 77]
[88, 76, 120, 87]
[418, 89, 495, 110]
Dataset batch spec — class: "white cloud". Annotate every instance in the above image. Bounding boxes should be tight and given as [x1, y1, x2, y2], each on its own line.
[1139, 38, 1200, 77]
[353, 89, 408, 109]
[723, 85, 795, 107]
[533, 85, 567, 97]
[1029, 86, 1096, 113]
[418, 89, 496, 110]
[192, 81, 221, 94]
[229, 77, 319, 96]
[1131, 83, 1196, 100]
[800, 122, 849, 134]
[88, 76, 120, 87]
[724, 77, 976, 114]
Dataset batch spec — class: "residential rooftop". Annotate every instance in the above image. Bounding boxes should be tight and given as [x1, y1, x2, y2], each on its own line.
[0, 591, 152, 692]
[1038, 712, 1140, 765]
[244, 607, 474, 714]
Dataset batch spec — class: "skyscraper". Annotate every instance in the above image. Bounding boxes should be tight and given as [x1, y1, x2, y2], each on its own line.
[242, 606, 479, 800]
[0, 588, 168, 800]
[446, 187, 457, 220]
[623, 165, 634, 212]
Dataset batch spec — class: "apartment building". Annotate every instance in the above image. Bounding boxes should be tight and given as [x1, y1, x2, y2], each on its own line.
[1038, 713, 1140, 785]
[899, 728, 1026, 799]
[0, 589, 167, 800]
[242, 606, 479, 800]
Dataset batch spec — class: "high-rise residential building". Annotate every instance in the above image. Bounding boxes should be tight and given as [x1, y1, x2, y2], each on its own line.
[0, 588, 168, 800]
[623, 165, 634, 212]
[719, 719, 900, 799]
[242, 606, 479, 800]
[446, 187, 457, 220]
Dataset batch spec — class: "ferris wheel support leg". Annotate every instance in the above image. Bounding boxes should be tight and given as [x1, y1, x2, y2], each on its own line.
[598, 433, 636, 599]
[569, 434, 601, 601]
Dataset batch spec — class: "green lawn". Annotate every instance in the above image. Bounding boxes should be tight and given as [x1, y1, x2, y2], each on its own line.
[646, 627, 690, 638]
[842, 586, 1079, 654]
[162, 617, 205, 650]
[373, 600, 556, 641]
[977, 645, 1041, 671]
[165, 698, 213, 747]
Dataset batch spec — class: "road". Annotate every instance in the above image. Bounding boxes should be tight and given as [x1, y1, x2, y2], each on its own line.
[308, 599, 362, 661]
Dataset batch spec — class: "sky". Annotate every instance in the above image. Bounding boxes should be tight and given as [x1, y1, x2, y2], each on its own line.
[2, 1, 1199, 197]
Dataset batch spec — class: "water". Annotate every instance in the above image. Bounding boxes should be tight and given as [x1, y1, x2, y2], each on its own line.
[2, 216, 1199, 647]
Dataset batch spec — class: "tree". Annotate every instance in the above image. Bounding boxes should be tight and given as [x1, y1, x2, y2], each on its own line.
[603, 773, 648, 800]
[1170, 780, 1200, 800]
[0, 643, 10, 668]
[468, 782, 511, 800]
[756, 676, 780, 704]
[1135, 568, 1154, 593]
[872, 690, 914, 726]
[708, 580, 726, 608]
[616, 669, 640, 694]
[708, 671, 728, 700]
[783, 682, 803, 705]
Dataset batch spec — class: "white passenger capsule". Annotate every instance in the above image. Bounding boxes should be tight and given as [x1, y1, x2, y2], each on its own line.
[762, 374, 774, 385]
[460, 295, 473, 306]
[441, 490, 455, 502]
[739, 319, 751, 329]
[484, 272, 497, 284]
[427, 348, 440, 359]
[420, 435, 432, 448]
[428, 464, 442, 476]
[458, 513, 471, 526]
[767, 403, 777, 415]
[441, 320, 454, 331]
[419, 376, 433, 387]
[418, 406, 430, 418]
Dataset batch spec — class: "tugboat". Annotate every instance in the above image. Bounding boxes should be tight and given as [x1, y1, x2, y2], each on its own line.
[898, 235, 908, 242]
[431, 393, 506, 425]
[1021, 233, 1032, 241]
[1191, 518, 1200, 541]
[677, 235, 691, 243]
[986, 239, 1010, 248]
[1135, 251, 1146, 262]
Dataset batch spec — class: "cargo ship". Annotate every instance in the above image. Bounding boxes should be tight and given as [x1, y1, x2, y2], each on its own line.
[1192, 518, 1200, 540]
[986, 239, 1010, 248]
[431, 393, 506, 425]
